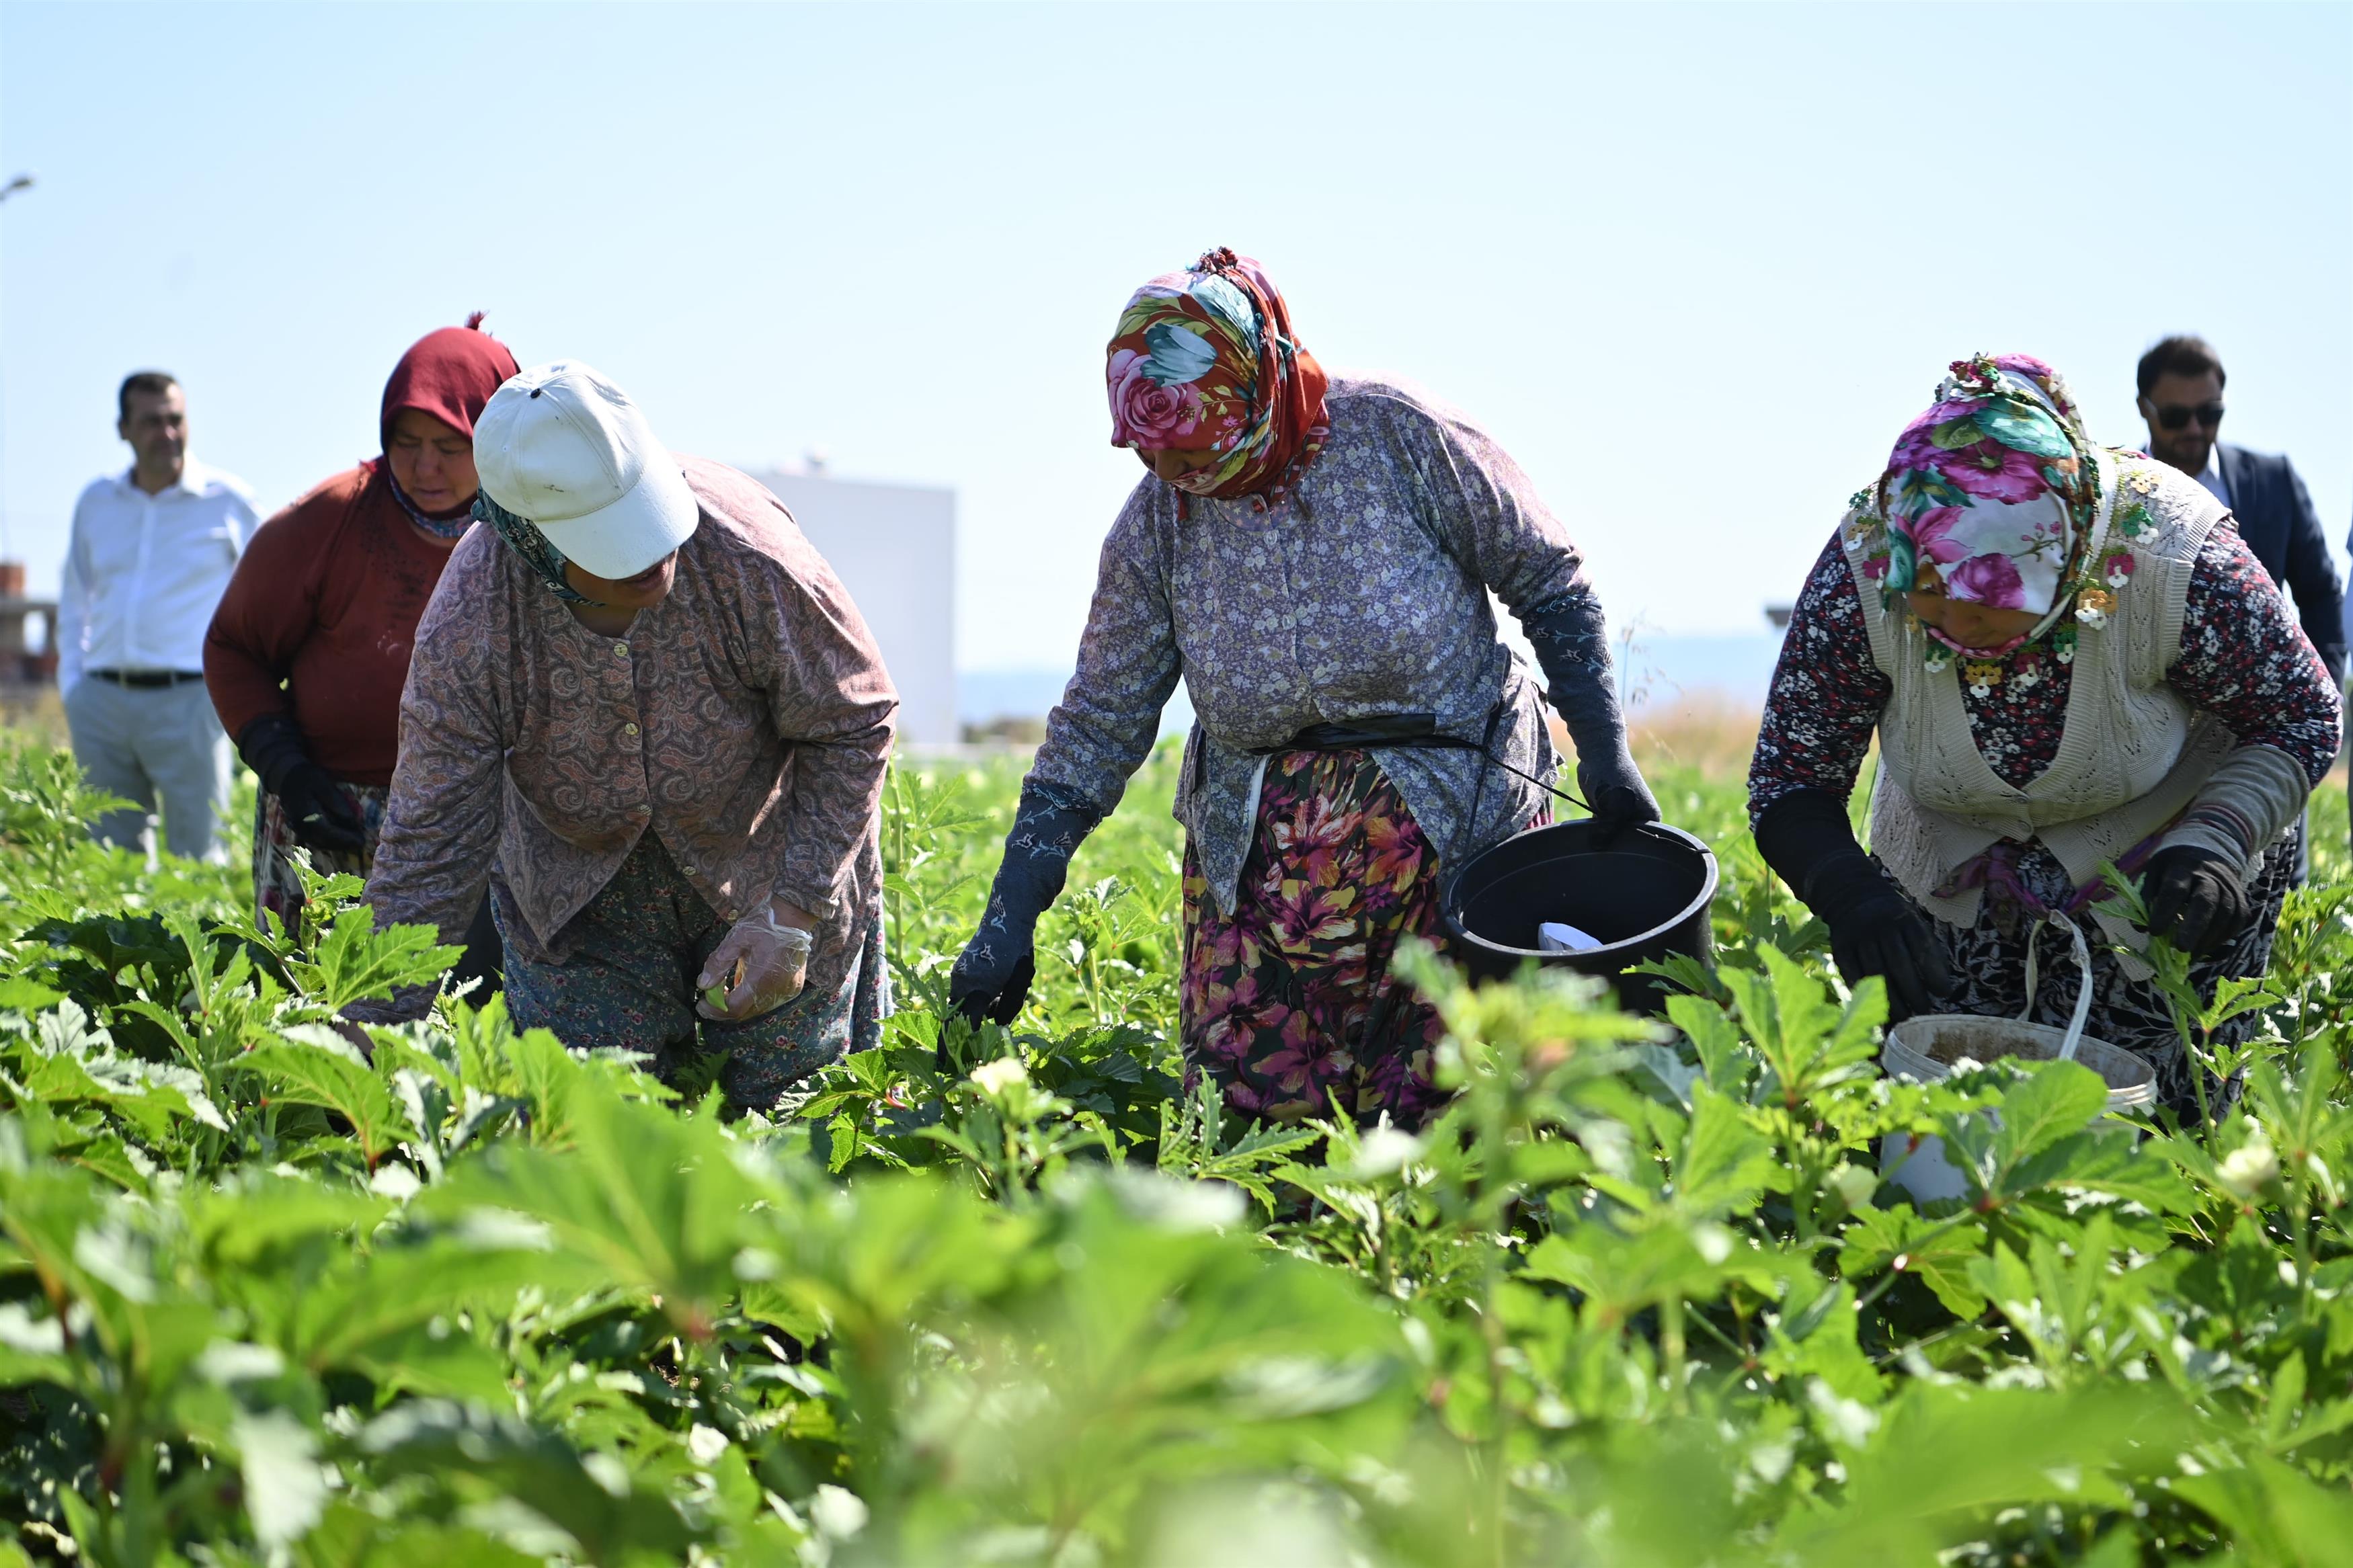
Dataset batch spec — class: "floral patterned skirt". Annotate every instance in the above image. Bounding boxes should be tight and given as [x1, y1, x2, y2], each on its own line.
[1899, 825, 2302, 1122]
[1179, 749, 1532, 1130]
[253, 782, 387, 944]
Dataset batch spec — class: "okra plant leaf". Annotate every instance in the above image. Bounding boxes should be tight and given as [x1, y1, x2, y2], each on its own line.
[1839, 1203, 1991, 1319]
[245, 1030, 415, 1168]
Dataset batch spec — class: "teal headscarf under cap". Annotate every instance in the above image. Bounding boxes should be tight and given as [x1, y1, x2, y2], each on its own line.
[473, 492, 601, 606]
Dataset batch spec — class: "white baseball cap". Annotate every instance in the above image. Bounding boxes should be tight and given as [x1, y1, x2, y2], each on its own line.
[473, 361, 699, 579]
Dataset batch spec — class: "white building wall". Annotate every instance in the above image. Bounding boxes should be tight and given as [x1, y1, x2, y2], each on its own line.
[739, 466, 958, 746]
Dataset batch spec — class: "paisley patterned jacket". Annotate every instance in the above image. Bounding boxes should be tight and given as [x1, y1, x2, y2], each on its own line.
[353, 458, 896, 1020]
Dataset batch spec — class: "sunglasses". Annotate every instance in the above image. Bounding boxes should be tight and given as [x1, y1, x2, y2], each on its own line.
[2152, 401, 2226, 431]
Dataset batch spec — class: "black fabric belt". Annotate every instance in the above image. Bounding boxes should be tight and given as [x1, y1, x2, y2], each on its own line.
[1254, 712, 1486, 755]
[87, 669, 206, 690]
[1245, 707, 1594, 833]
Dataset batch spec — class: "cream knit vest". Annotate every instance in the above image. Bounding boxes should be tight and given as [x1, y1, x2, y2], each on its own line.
[1837, 451, 2237, 959]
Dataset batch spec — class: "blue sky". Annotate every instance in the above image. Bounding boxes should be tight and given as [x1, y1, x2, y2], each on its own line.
[3, 2, 2346, 676]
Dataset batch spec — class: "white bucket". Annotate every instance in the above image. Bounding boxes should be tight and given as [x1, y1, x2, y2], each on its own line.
[1875, 910, 2155, 1203]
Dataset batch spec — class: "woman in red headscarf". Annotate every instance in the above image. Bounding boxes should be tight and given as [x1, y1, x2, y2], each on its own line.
[949, 250, 1657, 1128]
[204, 317, 518, 989]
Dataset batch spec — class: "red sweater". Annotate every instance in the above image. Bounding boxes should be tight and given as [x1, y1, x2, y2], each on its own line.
[204, 463, 462, 788]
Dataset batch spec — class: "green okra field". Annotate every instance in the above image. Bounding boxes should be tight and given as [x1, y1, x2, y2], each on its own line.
[1, 733, 2352, 1565]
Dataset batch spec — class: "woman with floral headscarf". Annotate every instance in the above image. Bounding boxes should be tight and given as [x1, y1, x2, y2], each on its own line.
[949, 248, 1658, 1129]
[1749, 353, 2340, 1118]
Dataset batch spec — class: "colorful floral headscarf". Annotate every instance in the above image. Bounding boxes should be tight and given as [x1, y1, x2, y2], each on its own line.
[1105, 247, 1330, 505]
[1876, 354, 2098, 652]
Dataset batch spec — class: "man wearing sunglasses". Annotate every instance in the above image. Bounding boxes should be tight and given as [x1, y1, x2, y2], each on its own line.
[2139, 333, 2346, 874]
[2137, 335, 2344, 687]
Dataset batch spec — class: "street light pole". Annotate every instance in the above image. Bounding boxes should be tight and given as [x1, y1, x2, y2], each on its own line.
[0, 173, 34, 565]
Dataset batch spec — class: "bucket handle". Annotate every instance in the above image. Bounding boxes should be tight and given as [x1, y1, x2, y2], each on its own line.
[2018, 909, 2095, 1064]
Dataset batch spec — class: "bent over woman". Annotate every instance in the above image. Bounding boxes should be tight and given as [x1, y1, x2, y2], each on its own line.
[348, 363, 896, 1110]
[951, 249, 1657, 1128]
[1749, 354, 2340, 1119]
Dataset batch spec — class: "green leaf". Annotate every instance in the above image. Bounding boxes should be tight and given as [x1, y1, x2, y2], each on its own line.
[1671, 1086, 1776, 1217]
[0, 1301, 75, 1389]
[1838, 1204, 1990, 1318]
[357, 1400, 701, 1561]
[0, 977, 62, 1012]
[1940, 1060, 2110, 1203]
[1663, 991, 1747, 1091]
[285, 903, 460, 1012]
[428, 1089, 767, 1335]
[1759, 1274, 1882, 1403]
[233, 1408, 330, 1551]
[1724, 946, 1883, 1106]
[2021, 1124, 2197, 1214]
[292, 1504, 542, 1567]
[245, 1030, 415, 1166]
[1523, 1214, 1753, 1321]
[1782, 1383, 2196, 1557]
[2174, 1452, 2353, 1561]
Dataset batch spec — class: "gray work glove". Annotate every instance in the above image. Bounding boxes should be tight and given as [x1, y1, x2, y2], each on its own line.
[949, 780, 1104, 1029]
[1523, 587, 1662, 846]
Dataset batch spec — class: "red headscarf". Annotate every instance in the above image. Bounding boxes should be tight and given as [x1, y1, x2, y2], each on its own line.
[379, 313, 519, 456]
[1105, 248, 1329, 506]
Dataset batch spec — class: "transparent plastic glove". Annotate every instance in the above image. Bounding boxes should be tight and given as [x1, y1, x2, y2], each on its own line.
[695, 903, 815, 1022]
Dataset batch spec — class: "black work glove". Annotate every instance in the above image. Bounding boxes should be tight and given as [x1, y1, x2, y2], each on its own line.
[2139, 845, 2251, 958]
[947, 780, 1104, 1033]
[236, 714, 365, 856]
[1523, 587, 1661, 848]
[1755, 788, 1956, 1020]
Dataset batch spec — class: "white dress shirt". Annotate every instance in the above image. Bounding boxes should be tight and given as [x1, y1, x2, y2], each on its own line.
[2195, 445, 2231, 507]
[57, 460, 258, 693]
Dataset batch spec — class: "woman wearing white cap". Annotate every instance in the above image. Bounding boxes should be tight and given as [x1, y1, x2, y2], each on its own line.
[346, 362, 898, 1106]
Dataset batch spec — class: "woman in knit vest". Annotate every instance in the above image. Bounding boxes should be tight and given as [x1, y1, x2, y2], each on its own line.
[1749, 353, 2340, 1119]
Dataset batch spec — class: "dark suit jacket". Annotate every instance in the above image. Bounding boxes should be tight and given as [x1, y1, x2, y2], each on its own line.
[2215, 443, 2346, 684]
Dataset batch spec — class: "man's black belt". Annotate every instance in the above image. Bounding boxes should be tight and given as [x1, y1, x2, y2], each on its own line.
[86, 669, 206, 690]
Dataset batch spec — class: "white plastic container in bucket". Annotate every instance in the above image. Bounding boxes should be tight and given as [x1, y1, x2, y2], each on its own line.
[1875, 911, 2155, 1203]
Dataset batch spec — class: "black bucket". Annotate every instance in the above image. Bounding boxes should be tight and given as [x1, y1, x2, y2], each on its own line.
[1441, 820, 1719, 1013]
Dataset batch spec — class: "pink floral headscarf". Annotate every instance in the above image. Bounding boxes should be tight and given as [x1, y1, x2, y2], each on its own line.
[1877, 354, 2098, 651]
[1104, 248, 1329, 505]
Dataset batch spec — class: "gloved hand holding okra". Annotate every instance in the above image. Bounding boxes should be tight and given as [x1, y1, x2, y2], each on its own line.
[696, 900, 815, 1022]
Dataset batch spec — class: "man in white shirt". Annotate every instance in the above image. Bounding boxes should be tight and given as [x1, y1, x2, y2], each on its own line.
[58, 372, 257, 860]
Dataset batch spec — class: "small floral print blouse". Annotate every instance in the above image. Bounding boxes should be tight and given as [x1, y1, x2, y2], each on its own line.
[1028, 374, 1592, 913]
[1749, 520, 2340, 823]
